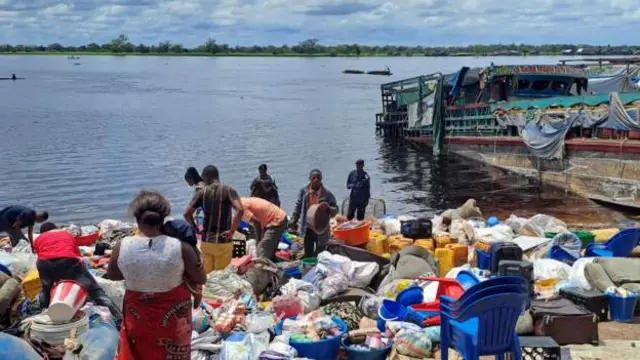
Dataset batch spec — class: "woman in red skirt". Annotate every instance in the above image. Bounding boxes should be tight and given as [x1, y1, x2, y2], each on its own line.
[108, 191, 206, 359]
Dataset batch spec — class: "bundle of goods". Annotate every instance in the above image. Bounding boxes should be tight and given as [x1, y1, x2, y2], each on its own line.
[273, 315, 348, 360]
[342, 330, 392, 360]
[213, 299, 248, 334]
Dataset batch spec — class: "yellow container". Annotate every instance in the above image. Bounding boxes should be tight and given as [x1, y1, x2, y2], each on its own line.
[366, 233, 388, 255]
[415, 239, 434, 252]
[434, 234, 453, 249]
[446, 243, 469, 266]
[22, 269, 41, 300]
[435, 248, 455, 277]
[389, 236, 413, 253]
[381, 253, 391, 259]
[590, 228, 619, 242]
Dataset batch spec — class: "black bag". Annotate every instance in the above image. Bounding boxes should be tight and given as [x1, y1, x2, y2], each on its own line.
[498, 260, 534, 297]
[559, 287, 609, 322]
[489, 243, 523, 273]
[530, 298, 599, 345]
[400, 218, 432, 239]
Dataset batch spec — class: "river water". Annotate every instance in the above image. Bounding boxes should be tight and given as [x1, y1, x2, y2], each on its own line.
[0, 55, 629, 226]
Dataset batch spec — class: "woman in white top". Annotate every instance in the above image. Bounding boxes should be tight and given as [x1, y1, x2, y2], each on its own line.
[107, 190, 205, 360]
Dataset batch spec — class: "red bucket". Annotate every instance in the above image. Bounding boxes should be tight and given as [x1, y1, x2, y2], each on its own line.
[48, 280, 88, 322]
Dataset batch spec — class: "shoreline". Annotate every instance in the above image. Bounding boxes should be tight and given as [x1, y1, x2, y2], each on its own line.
[0, 52, 608, 58]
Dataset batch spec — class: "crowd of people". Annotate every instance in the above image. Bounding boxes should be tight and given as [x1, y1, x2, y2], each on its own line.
[0, 159, 372, 359]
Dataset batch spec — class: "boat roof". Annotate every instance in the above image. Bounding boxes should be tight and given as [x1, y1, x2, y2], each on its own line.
[489, 65, 588, 78]
[491, 92, 640, 111]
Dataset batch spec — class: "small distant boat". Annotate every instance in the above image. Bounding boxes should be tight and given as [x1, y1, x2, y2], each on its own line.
[67, 56, 80, 60]
[73, 63, 81, 66]
[0, 75, 24, 80]
[343, 69, 365, 74]
[367, 68, 392, 76]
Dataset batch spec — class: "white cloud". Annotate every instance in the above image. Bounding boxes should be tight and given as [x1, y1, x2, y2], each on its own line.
[0, 0, 638, 46]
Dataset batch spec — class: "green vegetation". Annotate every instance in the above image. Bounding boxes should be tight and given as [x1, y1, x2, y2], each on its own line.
[1, 35, 640, 57]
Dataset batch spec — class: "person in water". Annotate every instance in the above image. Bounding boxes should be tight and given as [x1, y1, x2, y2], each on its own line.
[250, 164, 280, 206]
[185, 165, 244, 273]
[0, 205, 48, 250]
[290, 169, 339, 258]
[240, 197, 288, 260]
[346, 159, 371, 221]
[35, 222, 122, 326]
[107, 190, 205, 360]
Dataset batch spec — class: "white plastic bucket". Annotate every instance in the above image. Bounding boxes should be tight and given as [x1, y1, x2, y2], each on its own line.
[30, 310, 89, 346]
[47, 280, 88, 322]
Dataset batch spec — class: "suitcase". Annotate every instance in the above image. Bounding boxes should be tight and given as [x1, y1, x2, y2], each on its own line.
[559, 287, 609, 322]
[489, 243, 523, 273]
[400, 218, 432, 239]
[530, 298, 599, 345]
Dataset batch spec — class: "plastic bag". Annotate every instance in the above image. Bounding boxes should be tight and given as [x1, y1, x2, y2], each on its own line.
[204, 267, 254, 301]
[359, 295, 381, 319]
[349, 261, 380, 289]
[316, 252, 352, 277]
[394, 328, 432, 358]
[380, 218, 401, 236]
[12, 240, 32, 254]
[0, 332, 43, 360]
[521, 214, 567, 237]
[551, 233, 582, 257]
[280, 279, 321, 314]
[220, 332, 269, 360]
[94, 277, 125, 311]
[533, 259, 571, 281]
[474, 224, 515, 244]
[569, 258, 596, 291]
[246, 312, 276, 334]
[319, 273, 349, 300]
[7, 252, 37, 279]
[505, 215, 528, 235]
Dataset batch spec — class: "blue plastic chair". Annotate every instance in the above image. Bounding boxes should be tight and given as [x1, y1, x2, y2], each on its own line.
[585, 228, 640, 257]
[440, 281, 529, 360]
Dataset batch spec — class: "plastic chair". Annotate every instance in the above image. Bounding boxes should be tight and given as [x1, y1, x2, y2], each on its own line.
[585, 228, 640, 257]
[440, 285, 529, 360]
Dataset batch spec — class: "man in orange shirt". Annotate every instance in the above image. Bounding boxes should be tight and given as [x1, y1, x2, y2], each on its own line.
[240, 197, 287, 260]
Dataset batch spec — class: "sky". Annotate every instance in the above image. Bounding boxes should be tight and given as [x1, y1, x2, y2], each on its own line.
[0, 0, 639, 47]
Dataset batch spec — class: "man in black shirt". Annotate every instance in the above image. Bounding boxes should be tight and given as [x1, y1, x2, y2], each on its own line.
[250, 164, 280, 206]
[0, 205, 49, 249]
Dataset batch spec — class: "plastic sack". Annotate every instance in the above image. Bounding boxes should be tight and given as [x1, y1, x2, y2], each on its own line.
[521, 214, 567, 237]
[204, 267, 254, 301]
[359, 295, 381, 319]
[0, 332, 43, 360]
[376, 279, 415, 299]
[319, 273, 349, 300]
[505, 215, 528, 235]
[316, 252, 352, 277]
[280, 279, 321, 314]
[385, 321, 421, 336]
[98, 219, 131, 233]
[423, 326, 441, 343]
[246, 312, 276, 334]
[191, 328, 223, 352]
[569, 258, 596, 291]
[246, 239, 257, 259]
[75, 324, 119, 360]
[380, 218, 402, 236]
[474, 224, 515, 244]
[268, 342, 297, 358]
[394, 328, 432, 358]
[552, 232, 582, 257]
[95, 277, 125, 311]
[349, 261, 379, 289]
[220, 332, 269, 360]
[449, 219, 467, 243]
[12, 240, 32, 253]
[533, 259, 571, 281]
[516, 311, 534, 335]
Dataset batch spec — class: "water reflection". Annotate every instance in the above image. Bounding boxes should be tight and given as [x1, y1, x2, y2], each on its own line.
[377, 139, 631, 227]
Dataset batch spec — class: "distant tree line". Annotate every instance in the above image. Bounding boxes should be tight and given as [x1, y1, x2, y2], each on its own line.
[1, 35, 639, 57]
